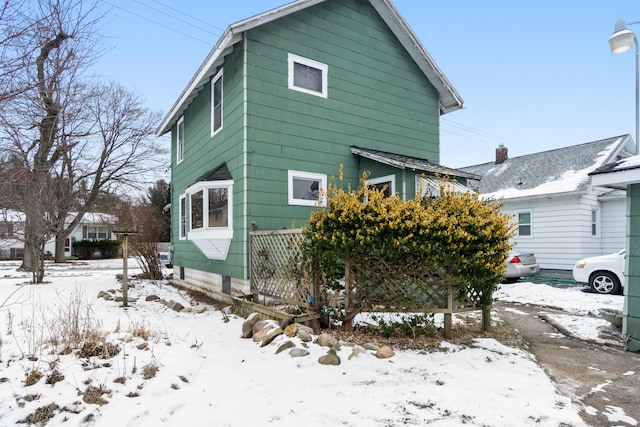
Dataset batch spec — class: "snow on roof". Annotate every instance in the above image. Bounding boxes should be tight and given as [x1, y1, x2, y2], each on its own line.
[460, 135, 634, 200]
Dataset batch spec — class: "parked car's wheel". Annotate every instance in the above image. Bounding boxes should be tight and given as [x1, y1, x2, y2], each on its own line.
[589, 271, 622, 294]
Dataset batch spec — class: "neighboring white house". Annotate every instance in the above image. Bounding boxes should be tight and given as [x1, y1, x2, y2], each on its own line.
[460, 135, 635, 271]
[0, 211, 116, 260]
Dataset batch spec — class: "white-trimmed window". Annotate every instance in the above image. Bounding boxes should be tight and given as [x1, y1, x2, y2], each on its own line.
[83, 225, 110, 240]
[367, 175, 395, 197]
[187, 180, 233, 237]
[179, 194, 186, 239]
[517, 211, 532, 237]
[288, 53, 328, 98]
[177, 116, 184, 164]
[591, 209, 600, 237]
[211, 69, 223, 136]
[288, 171, 327, 207]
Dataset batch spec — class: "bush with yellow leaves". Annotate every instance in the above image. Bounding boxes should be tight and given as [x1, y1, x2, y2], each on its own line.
[302, 171, 514, 312]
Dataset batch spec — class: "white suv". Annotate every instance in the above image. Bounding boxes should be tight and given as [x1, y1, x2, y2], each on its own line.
[572, 250, 625, 294]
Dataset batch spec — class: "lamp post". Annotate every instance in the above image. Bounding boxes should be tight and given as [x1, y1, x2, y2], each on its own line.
[609, 19, 640, 155]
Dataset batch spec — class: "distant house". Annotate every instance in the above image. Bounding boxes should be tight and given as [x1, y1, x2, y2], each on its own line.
[0, 211, 116, 260]
[155, 0, 477, 299]
[460, 135, 635, 271]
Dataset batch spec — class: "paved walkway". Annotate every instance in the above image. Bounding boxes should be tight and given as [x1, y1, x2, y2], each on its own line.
[495, 301, 640, 427]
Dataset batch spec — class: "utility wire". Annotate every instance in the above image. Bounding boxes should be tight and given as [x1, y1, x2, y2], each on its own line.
[102, 1, 212, 46]
[131, 0, 222, 38]
[441, 118, 518, 145]
[149, 0, 227, 34]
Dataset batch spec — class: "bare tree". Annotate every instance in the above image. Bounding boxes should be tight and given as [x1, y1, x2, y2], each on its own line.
[0, 0, 166, 281]
[116, 199, 166, 280]
[51, 81, 164, 262]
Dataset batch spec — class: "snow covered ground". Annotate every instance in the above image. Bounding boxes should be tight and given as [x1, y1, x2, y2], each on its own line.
[0, 260, 627, 426]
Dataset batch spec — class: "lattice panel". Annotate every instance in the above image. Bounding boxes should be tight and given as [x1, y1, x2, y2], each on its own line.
[346, 256, 458, 311]
[250, 229, 309, 304]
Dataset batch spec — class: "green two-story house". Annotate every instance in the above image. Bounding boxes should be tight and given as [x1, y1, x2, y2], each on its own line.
[156, 0, 477, 299]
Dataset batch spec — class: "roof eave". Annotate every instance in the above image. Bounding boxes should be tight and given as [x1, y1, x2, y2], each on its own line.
[370, 0, 463, 114]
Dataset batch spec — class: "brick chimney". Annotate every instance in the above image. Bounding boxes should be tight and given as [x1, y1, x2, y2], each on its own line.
[495, 144, 508, 164]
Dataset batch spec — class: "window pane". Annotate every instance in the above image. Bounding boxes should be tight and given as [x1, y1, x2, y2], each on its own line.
[180, 197, 186, 237]
[191, 190, 204, 230]
[293, 178, 320, 201]
[372, 181, 392, 197]
[294, 62, 322, 93]
[208, 188, 228, 228]
[213, 77, 222, 132]
[519, 225, 531, 236]
[518, 212, 530, 224]
[177, 119, 184, 161]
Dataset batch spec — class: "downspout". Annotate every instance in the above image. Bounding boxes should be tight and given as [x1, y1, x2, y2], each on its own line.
[402, 169, 407, 201]
[243, 36, 249, 280]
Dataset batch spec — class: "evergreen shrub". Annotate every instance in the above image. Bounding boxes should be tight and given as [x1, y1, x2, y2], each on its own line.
[302, 169, 515, 314]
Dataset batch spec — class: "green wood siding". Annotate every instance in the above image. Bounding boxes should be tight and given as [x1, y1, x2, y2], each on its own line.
[171, 46, 247, 280]
[170, 0, 444, 282]
[626, 183, 640, 351]
[244, 0, 440, 231]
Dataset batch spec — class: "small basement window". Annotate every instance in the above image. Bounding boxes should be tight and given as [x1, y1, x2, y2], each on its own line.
[288, 53, 328, 98]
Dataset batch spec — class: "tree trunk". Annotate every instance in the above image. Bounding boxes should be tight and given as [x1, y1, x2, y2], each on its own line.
[54, 232, 68, 263]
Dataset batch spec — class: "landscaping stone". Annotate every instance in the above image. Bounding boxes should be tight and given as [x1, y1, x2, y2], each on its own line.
[318, 349, 340, 365]
[276, 340, 296, 354]
[376, 345, 394, 359]
[241, 313, 261, 338]
[289, 348, 310, 358]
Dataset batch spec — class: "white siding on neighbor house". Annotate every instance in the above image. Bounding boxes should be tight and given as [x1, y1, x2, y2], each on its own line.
[502, 194, 603, 270]
[600, 195, 627, 254]
[498, 191, 628, 271]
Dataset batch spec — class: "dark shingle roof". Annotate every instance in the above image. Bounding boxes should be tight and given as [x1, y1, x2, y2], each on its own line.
[351, 146, 481, 180]
[459, 135, 634, 198]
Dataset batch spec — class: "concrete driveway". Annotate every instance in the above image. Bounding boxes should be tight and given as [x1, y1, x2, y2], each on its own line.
[495, 301, 640, 426]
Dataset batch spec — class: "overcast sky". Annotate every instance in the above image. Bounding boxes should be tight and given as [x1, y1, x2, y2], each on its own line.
[95, 0, 640, 169]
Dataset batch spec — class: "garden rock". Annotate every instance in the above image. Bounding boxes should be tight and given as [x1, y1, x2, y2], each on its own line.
[289, 348, 310, 358]
[316, 333, 339, 349]
[260, 328, 283, 347]
[145, 295, 160, 302]
[318, 349, 340, 365]
[241, 313, 261, 338]
[97, 291, 113, 300]
[276, 340, 296, 354]
[376, 345, 394, 359]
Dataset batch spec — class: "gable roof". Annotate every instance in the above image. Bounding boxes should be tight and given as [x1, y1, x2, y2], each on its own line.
[351, 146, 480, 180]
[459, 135, 635, 199]
[156, 0, 462, 136]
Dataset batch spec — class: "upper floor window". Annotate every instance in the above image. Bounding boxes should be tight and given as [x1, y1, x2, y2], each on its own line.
[177, 116, 184, 164]
[288, 53, 328, 98]
[288, 170, 327, 207]
[211, 69, 223, 136]
[517, 211, 532, 237]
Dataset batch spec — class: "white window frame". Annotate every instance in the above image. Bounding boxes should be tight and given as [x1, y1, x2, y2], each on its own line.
[516, 210, 533, 238]
[179, 194, 186, 240]
[288, 53, 328, 98]
[366, 175, 396, 197]
[211, 69, 223, 137]
[591, 208, 600, 237]
[177, 116, 184, 164]
[288, 170, 327, 207]
[186, 180, 233, 239]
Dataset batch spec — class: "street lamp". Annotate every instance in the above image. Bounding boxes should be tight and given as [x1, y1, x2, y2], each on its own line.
[609, 19, 639, 155]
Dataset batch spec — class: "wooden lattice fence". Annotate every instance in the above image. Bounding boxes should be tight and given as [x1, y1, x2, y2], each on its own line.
[249, 229, 490, 337]
[249, 228, 310, 306]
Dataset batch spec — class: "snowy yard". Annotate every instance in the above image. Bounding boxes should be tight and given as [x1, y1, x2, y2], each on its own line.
[0, 260, 626, 426]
